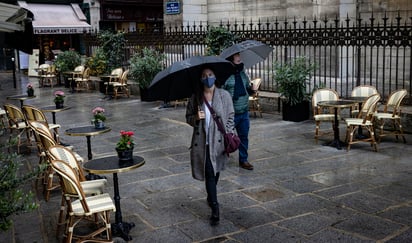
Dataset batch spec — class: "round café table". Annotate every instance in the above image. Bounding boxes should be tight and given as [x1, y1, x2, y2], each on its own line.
[65, 125, 111, 160]
[7, 94, 36, 108]
[83, 155, 145, 241]
[41, 105, 71, 124]
[317, 100, 357, 150]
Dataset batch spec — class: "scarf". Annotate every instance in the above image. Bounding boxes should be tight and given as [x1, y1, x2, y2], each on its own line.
[233, 64, 246, 100]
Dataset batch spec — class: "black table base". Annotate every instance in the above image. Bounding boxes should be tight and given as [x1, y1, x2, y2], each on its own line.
[112, 221, 135, 241]
[323, 139, 346, 150]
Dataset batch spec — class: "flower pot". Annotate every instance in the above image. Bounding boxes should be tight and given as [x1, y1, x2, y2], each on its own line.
[27, 89, 34, 97]
[94, 120, 105, 129]
[116, 147, 134, 163]
[55, 101, 64, 109]
[282, 100, 310, 122]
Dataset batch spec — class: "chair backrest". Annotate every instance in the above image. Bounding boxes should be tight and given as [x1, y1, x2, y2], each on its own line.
[4, 103, 26, 127]
[74, 65, 85, 73]
[351, 85, 378, 97]
[47, 65, 56, 74]
[22, 105, 48, 123]
[358, 93, 381, 122]
[51, 159, 89, 211]
[111, 67, 123, 78]
[250, 78, 262, 91]
[311, 88, 339, 115]
[119, 69, 129, 84]
[383, 89, 407, 115]
[82, 68, 91, 79]
[29, 121, 57, 151]
[48, 145, 86, 181]
[28, 120, 53, 138]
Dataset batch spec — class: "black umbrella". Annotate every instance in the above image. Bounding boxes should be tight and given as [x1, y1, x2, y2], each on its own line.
[220, 40, 273, 69]
[148, 56, 234, 101]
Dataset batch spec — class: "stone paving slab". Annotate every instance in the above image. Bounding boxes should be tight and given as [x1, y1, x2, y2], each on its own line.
[0, 72, 412, 242]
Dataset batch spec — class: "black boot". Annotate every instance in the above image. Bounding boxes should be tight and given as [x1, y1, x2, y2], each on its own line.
[210, 202, 219, 226]
[207, 196, 212, 208]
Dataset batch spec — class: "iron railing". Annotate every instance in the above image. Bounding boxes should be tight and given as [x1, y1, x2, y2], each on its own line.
[84, 13, 412, 104]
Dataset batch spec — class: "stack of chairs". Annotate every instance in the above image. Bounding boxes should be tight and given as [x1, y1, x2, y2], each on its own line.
[47, 145, 107, 238]
[50, 159, 115, 242]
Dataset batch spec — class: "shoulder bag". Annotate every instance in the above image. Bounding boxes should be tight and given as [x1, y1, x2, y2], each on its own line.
[203, 97, 240, 155]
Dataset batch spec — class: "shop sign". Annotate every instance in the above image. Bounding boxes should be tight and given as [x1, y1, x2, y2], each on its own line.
[165, 1, 180, 15]
[34, 28, 90, 34]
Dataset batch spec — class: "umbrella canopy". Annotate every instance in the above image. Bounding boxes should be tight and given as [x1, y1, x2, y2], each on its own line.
[220, 40, 273, 69]
[148, 56, 234, 101]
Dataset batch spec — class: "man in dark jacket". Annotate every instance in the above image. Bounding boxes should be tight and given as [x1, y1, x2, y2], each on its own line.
[222, 53, 255, 170]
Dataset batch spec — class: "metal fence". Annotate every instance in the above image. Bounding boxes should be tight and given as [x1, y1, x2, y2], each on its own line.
[84, 13, 412, 104]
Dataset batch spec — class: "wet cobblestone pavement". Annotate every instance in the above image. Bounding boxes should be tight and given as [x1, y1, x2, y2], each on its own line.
[1, 72, 411, 242]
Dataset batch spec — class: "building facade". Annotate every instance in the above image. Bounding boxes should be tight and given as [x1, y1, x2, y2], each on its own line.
[165, 0, 412, 27]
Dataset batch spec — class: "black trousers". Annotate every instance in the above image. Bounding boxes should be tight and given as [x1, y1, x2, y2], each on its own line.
[205, 146, 220, 204]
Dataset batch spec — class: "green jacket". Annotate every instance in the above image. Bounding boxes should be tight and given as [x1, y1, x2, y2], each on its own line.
[222, 71, 251, 114]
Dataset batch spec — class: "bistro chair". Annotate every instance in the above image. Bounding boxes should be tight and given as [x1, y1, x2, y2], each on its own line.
[50, 159, 115, 243]
[104, 67, 123, 95]
[373, 89, 408, 143]
[344, 93, 381, 151]
[249, 78, 263, 118]
[37, 63, 50, 87]
[68, 65, 85, 91]
[112, 69, 130, 99]
[75, 67, 91, 91]
[3, 103, 31, 153]
[22, 104, 61, 143]
[29, 121, 84, 201]
[311, 88, 340, 143]
[42, 65, 57, 88]
[350, 85, 378, 117]
[0, 107, 7, 133]
[48, 145, 107, 237]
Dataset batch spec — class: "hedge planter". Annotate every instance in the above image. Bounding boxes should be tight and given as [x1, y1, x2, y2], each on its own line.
[282, 100, 310, 122]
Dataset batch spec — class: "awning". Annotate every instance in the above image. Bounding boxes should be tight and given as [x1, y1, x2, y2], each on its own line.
[0, 2, 31, 32]
[18, 1, 91, 35]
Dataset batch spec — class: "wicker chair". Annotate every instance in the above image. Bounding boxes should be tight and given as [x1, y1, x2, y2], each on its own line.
[311, 88, 340, 143]
[50, 159, 115, 243]
[344, 93, 381, 151]
[248, 78, 263, 118]
[48, 145, 107, 237]
[3, 103, 31, 153]
[374, 89, 408, 143]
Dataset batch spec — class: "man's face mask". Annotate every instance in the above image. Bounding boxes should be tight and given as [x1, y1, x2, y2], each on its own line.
[202, 76, 216, 88]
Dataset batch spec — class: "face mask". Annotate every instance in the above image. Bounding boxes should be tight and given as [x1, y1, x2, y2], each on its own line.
[202, 76, 216, 88]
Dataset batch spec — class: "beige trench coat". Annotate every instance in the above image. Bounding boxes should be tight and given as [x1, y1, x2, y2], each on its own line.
[186, 88, 235, 181]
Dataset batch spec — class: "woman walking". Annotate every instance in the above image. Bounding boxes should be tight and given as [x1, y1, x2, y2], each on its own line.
[186, 67, 235, 226]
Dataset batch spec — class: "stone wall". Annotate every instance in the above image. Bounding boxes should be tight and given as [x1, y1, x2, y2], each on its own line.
[171, 0, 412, 26]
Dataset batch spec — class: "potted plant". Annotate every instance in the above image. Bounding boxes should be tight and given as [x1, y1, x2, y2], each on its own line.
[91, 107, 106, 129]
[129, 47, 165, 101]
[273, 56, 315, 122]
[54, 50, 82, 88]
[53, 90, 65, 108]
[26, 83, 34, 97]
[115, 130, 135, 163]
[86, 47, 108, 76]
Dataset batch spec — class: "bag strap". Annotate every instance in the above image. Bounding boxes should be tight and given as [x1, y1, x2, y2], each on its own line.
[203, 96, 226, 135]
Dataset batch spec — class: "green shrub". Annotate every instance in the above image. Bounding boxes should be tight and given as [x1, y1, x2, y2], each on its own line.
[205, 26, 237, 56]
[273, 56, 316, 106]
[0, 142, 44, 231]
[54, 50, 81, 72]
[86, 47, 108, 76]
[129, 47, 165, 89]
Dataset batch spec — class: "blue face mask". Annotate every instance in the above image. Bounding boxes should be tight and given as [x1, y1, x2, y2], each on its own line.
[202, 76, 216, 88]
